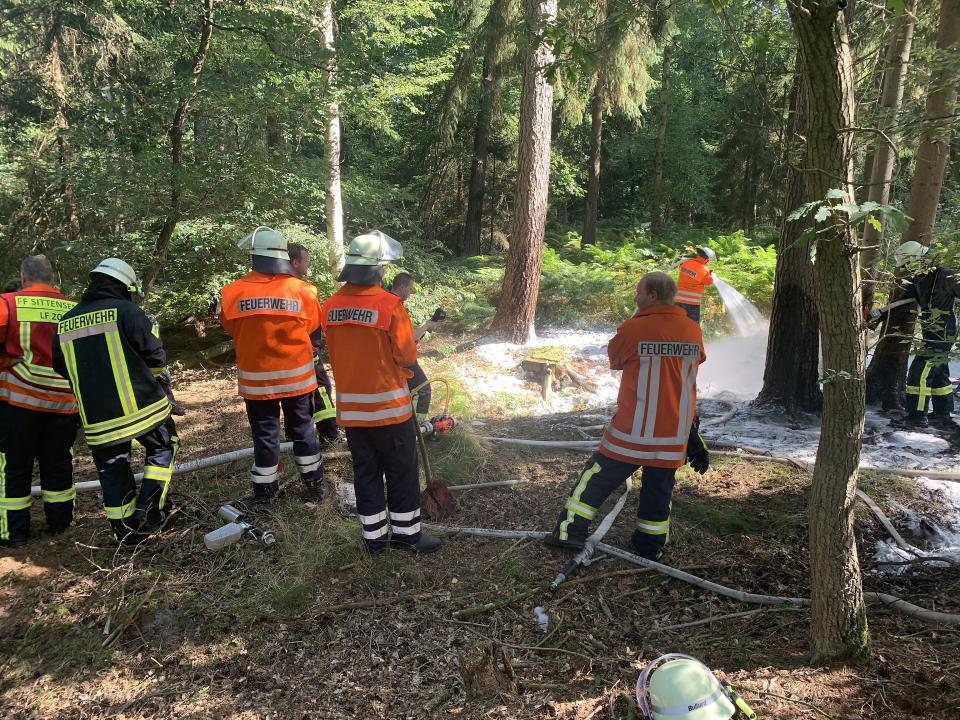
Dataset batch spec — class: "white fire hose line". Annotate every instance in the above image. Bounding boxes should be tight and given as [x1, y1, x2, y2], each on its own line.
[423, 524, 960, 625]
[30, 443, 351, 497]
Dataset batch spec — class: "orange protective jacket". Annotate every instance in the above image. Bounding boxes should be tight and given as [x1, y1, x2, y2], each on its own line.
[320, 284, 417, 427]
[0, 284, 78, 413]
[676, 256, 714, 306]
[219, 271, 321, 401]
[599, 305, 705, 468]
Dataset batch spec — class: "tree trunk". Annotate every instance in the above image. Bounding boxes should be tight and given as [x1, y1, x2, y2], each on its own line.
[789, 0, 870, 664]
[582, 78, 603, 246]
[755, 58, 821, 412]
[860, 1, 917, 310]
[489, 0, 556, 344]
[320, 0, 345, 271]
[650, 41, 672, 237]
[143, 0, 214, 298]
[47, 31, 81, 244]
[463, 0, 511, 257]
[866, 0, 959, 406]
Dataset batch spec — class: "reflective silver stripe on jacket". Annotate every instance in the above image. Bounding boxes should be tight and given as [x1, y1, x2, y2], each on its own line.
[236, 361, 314, 381]
[238, 376, 316, 396]
[338, 405, 411, 422]
[337, 387, 410, 403]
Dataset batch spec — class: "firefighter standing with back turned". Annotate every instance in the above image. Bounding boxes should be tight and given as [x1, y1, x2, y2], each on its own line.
[53, 259, 179, 544]
[321, 231, 442, 555]
[219, 228, 326, 501]
[287, 242, 340, 446]
[675, 246, 716, 323]
[0, 256, 79, 548]
[546, 272, 708, 560]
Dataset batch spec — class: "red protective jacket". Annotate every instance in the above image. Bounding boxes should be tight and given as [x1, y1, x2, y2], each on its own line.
[0, 284, 77, 413]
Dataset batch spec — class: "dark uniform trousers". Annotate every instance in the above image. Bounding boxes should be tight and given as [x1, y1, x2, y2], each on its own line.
[346, 418, 421, 553]
[677, 303, 701, 324]
[312, 361, 339, 443]
[0, 403, 78, 542]
[906, 316, 956, 418]
[407, 362, 432, 416]
[552, 451, 676, 559]
[245, 391, 323, 497]
[90, 417, 179, 537]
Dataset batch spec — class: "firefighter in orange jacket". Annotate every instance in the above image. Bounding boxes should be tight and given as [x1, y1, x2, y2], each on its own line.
[675, 246, 716, 323]
[546, 272, 708, 560]
[321, 232, 441, 555]
[0, 255, 78, 547]
[219, 227, 325, 501]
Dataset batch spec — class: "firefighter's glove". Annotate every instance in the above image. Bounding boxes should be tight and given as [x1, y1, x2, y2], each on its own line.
[686, 416, 710, 475]
[431, 308, 447, 322]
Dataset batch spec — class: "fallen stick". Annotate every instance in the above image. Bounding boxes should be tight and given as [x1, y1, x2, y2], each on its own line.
[420, 688, 451, 715]
[751, 690, 835, 720]
[315, 591, 444, 615]
[453, 587, 543, 620]
[103, 577, 159, 648]
[653, 607, 805, 633]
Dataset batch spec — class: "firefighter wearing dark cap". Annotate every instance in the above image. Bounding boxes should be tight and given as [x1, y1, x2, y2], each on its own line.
[219, 227, 326, 501]
[53, 258, 179, 544]
[287, 242, 340, 446]
[0, 255, 78, 547]
[321, 231, 442, 555]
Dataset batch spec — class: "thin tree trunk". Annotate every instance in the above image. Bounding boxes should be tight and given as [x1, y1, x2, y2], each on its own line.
[320, 0, 344, 270]
[143, 0, 214, 298]
[789, 0, 870, 664]
[860, 1, 917, 310]
[47, 31, 81, 244]
[463, 0, 512, 257]
[463, 57, 495, 257]
[866, 0, 959, 406]
[489, 0, 556, 344]
[194, 114, 208, 161]
[755, 57, 821, 412]
[651, 41, 672, 237]
[582, 78, 603, 246]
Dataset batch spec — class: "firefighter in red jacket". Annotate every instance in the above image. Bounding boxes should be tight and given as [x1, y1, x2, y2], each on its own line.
[675, 246, 716, 323]
[219, 227, 325, 501]
[321, 232, 442, 555]
[547, 272, 709, 560]
[0, 255, 78, 547]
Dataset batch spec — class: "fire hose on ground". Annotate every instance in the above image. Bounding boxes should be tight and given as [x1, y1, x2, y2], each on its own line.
[423, 524, 960, 625]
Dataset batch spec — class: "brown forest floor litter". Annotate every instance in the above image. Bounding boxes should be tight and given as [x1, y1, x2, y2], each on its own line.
[1, 368, 959, 720]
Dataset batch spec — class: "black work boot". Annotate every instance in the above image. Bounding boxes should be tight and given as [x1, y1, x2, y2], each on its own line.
[390, 533, 442, 554]
[1, 536, 28, 549]
[897, 412, 929, 429]
[303, 479, 327, 503]
[110, 519, 149, 546]
[543, 530, 585, 553]
[929, 414, 960, 432]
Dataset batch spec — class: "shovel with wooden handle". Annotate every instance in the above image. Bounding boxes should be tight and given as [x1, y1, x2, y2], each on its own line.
[413, 406, 457, 520]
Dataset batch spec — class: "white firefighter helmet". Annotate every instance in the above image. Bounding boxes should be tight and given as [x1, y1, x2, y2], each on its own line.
[238, 226, 289, 260]
[637, 655, 738, 720]
[238, 226, 294, 275]
[91, 258, 141, 294]
[893, 240, 929, 268]
[344, 230, 404, 266]
[697, 246, 717, 262]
